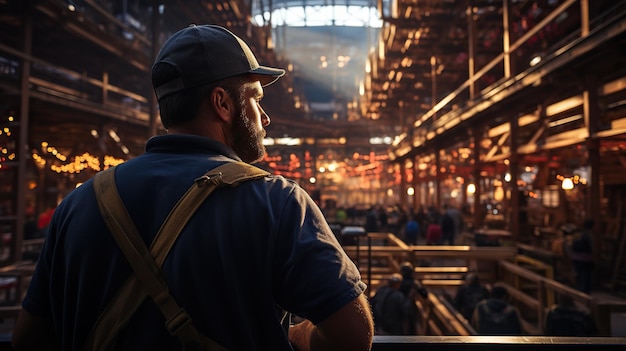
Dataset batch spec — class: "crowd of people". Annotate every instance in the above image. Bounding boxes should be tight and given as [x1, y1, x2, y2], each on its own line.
[329, 203, 468, 247]
[325, 202, 601, 338]
[371, 267, 528, 337]
[451, 273, 597, 336]
[369, 265, 600, 337]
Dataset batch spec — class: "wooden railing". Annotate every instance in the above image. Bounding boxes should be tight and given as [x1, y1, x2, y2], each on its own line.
[0, 335, 624, 351]
[422, 292, 474, 336]
[496, 259, 626, 336]
[343, 232, 517, 292]
[341, 232, 626, 337]
[370, 336, 626, 350]
[2, 231, 625, 345]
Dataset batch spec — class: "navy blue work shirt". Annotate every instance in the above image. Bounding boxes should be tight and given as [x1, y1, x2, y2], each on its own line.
[22, 134, 366, 350]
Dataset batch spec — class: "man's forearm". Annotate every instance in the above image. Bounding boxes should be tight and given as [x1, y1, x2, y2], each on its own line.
[291, 319, 344, 351]
[289, 295, 374, 351]
[288, 320, 319, 351]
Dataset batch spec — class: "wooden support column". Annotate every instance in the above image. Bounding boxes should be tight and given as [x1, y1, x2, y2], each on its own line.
[413, 157, 419, 212]
[510, 118, 520, 242]
[102, 71, 109, 104]
[587, 139, 600, 254]
[400, 161, 408, 211]
[472, 129, 483, 230]
[413, 157, 421, 211]
[502, 0, 512, 78]
[435, 151, 441, 210]
[580, 0, 589, 36]
[15, 3, 33, 261]
[460, 129, 471, 212]
[461, 181, 468, 212]
[466, 2, 477, 100]
[431, 56, 438, 121]
[583, 73, 601, 266]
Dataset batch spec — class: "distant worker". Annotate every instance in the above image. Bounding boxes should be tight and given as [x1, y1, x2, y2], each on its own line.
[399, 262, 428, 300]
[378, 206, 388, 231]
[545, 294, 598, 336]
[365, 206, 379, 233]
[445, 204, 464, 245]
[425, 213, 442, 245]
[568, 218, 595, 294]
[336, 206, 348, 224]
[399, 262, 428, 335]
[440, 205, 456, 245]
[453, 273, 490, 322]
[471, 283, 523, 335]
[371, 273, 411, 335]
[415, 206, 428, 239]
[405, 214, 420, 245]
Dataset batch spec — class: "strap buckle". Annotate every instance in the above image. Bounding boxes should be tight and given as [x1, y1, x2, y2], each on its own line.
[194, 172, 223, 187]
[165, 308, 192, 336]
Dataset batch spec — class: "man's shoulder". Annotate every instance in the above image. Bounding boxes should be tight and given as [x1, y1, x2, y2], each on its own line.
[475, 299, 489, 309]
[253, 172, 303, 194]
[465, 285, 489, 297]
[503, 303, 520, 315]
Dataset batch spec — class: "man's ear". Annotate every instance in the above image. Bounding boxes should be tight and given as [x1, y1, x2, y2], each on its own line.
[210, 86, 233, 123]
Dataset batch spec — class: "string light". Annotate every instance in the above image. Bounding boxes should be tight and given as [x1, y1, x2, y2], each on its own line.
[467, 183, 476, 194]
[561, 178, 574, 190]
[48, 152, 125, 173]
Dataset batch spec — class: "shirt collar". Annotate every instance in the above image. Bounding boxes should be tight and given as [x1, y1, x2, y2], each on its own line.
[145, 134, 242, 161]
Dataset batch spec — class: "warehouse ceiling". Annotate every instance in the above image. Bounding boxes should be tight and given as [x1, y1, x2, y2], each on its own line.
[1, 0, 617, 162]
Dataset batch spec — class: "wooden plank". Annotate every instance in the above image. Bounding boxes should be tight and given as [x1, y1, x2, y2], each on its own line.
[421, 279, 465, 287]
[343, 246, 408, 253]
[516, 243, 555, 259]
[414, 266, 469, 273]
[428, 293, 472, 336]
[412, 246, 517, 260]
[499, 282, 540, 310]
[0, 305, 21, 319]
[0, 262, 36, 274]
[23, 238, 45, 246]
[500, 260, 571, 297]
[364, 278, 466, 289]
[344, 246, 517, 260]
[515, 254, 554, 279]
[413, 267, 469, 280]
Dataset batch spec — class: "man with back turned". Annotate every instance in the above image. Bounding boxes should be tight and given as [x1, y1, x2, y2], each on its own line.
[12, 24, 373, 351]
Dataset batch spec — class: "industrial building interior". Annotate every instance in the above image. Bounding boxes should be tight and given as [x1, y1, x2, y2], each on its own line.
[3, 0, 622, 206]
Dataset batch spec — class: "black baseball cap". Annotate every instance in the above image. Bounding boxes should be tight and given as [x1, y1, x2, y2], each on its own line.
[152, 24, 285, 101]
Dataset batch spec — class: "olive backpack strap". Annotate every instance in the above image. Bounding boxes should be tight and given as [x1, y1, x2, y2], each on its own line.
[84, 162, 269, 351]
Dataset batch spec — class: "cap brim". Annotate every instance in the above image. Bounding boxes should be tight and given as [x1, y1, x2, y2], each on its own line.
[250, 66, 286, 87]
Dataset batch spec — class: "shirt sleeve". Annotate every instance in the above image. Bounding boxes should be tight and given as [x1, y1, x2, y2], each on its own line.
[271, 183, 366, 324]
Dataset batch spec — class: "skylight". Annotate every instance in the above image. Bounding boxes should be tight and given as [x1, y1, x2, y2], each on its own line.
[253, 5, 382, 28]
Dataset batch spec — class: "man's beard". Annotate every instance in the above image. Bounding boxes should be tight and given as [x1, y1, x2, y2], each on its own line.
[230, 97, 267, 164]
